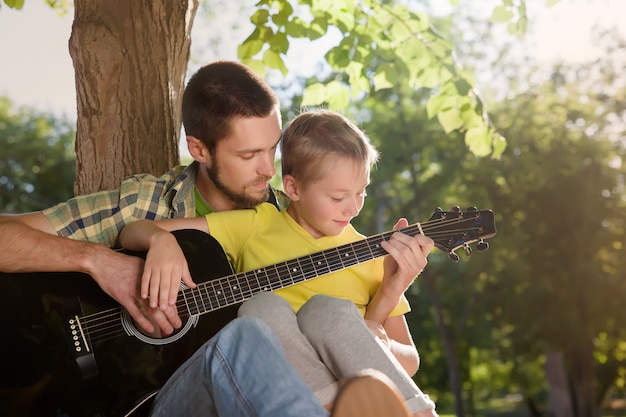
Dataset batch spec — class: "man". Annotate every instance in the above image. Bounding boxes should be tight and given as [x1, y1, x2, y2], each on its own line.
[0, 60, 287, 335]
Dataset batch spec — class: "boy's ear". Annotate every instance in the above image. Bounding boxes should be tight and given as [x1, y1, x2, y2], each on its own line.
[187, 136, 211, 164]
[282, 175, 301, 201]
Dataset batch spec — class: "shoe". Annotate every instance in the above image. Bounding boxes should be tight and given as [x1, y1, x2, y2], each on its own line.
[330, 369, 411, 417]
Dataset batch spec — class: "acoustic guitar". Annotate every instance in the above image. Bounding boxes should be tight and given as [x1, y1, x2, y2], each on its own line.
[0, 207, 496, 416]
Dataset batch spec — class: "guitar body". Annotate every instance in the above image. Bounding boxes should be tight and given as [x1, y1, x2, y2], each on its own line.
[0, 230, 238, 417]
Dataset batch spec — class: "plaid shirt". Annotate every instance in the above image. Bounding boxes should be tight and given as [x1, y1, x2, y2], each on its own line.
[43, 162, 289, 248]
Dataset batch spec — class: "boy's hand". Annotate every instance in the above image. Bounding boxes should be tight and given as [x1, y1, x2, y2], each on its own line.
[380, 218, 434, 299]
[141, 231, 196, 310]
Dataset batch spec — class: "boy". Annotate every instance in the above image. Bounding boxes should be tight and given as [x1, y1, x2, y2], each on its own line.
[120, 110, 437, 416]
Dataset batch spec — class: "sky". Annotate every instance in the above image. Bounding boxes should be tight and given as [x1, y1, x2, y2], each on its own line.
[0, 0, 624, 135]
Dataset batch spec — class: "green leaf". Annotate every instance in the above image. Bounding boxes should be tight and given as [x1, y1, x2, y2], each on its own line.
[492, 132, 507, 159]
[326, 45, 351, 69]
[285, 18, 309, 38]
[262, 49, 287, 75]
[237, 39, 264, 60]
[4, 0, 25, 8]
[301, 83, 327, 107]
[464, 126, 492, 157]
[454, 78, 472, 96]
[250, 9, 269, 25]
[426, 94, 455, 118]
[240, 59, 267, 78]
[414, 66, 444, 89]
[270, 31, 289, 54]
[373, 62, 398, 91]
[373, 71, 393, 91]
[272, 1, 293, 26]
[326, 81, 350, 110]
[437, 109, 464, 134]
[489, 5, 514, 23]
[308, 16, 329, 40]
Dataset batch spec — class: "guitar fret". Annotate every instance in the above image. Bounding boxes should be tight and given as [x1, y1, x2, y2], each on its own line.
[238, 272, 254, 300]
[192, 286, 206, 316]
[284, 258, 304, 287]
[256, 267, 272, 292]
[337, 244, 358, 268]
[183, 287, 199, 316]
[214, 279, 227, 308]
[366, 235, 387, 259]
[199, 283, 214, 313]
[309, 252, 331, 276]
[299, 254, 315, 280]
[324, 248, 342, 273]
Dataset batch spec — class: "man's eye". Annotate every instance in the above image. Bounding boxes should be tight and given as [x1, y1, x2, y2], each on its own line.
[331, 197, 344, 202]
[240, 153, 255, 160]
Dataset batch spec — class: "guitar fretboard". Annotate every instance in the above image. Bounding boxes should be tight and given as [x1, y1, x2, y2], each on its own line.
[180, 225, 421, 316]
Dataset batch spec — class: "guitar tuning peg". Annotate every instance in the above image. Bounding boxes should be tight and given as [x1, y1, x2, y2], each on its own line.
[477, 239, 489, 251]
[450, 206, 460, 212]
[448, 251, 460, 263]
[466, 206, 478, 211]
[463, 244, 472, 256]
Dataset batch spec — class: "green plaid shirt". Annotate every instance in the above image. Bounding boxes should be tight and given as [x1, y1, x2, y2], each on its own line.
[43, 162, 289, 248]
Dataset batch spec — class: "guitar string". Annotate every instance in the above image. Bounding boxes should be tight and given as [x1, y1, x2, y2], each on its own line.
[79, 215, 486, 343]
[80, 217, 484, 343]
[179, 225, 481, 315]
[166, 219, 479, 317]
[80, 220, 482, 344]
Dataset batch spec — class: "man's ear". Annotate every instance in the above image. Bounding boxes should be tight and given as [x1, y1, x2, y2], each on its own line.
[282, 175, 301, 201]
[187, 136, 211, 164]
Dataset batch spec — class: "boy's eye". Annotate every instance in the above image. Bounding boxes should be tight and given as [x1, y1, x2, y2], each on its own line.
[331, 196, 344, 202]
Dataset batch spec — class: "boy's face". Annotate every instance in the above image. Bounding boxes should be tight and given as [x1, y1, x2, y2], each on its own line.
[287, 158, 370, 238]
[205, 109, 282, 209]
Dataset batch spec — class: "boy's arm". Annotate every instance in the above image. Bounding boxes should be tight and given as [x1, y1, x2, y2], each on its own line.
[364, 217, 433, 375]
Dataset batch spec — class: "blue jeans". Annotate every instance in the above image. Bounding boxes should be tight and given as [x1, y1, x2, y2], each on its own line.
[149, 316, 329, 417]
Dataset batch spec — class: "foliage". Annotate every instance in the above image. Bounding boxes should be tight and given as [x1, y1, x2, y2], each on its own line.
[1, 0, 70, 11]
[339, 15, 626, 415]
[238, 0, 508, 159]
[0, 97, 76, 212]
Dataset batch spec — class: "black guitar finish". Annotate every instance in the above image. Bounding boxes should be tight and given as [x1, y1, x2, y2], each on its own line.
[0, 229, 237, 417]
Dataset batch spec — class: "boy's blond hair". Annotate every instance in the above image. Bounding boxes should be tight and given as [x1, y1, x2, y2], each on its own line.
[280, 110, 379, 186]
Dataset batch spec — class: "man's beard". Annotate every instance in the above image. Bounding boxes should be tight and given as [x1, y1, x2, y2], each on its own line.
[206, 164, 270, 209]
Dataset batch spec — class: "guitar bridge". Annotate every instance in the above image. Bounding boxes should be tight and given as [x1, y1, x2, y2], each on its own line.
[64, 297, 98, 379]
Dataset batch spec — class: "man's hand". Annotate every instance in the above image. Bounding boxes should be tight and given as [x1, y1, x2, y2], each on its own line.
[0, 214, 182, 336]
[90, 250, 182, 336]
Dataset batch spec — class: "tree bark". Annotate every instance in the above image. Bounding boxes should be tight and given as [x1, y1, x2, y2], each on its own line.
[69, 0, 199, 195]
[567, 338, 598, 417]
[545, 351, 575, 417]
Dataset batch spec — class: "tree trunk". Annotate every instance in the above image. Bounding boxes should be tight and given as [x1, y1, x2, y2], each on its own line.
[423, 271, 466, 417]
[545, 351, 575, 417]
[566, 338, 598, 417]
[68, 0, 199, 195]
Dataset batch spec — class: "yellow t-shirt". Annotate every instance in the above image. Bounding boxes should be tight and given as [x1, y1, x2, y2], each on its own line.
[205, 202, 410, 317]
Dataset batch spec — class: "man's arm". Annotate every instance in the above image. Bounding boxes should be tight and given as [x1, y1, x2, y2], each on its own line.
[0, 213, 181, 335]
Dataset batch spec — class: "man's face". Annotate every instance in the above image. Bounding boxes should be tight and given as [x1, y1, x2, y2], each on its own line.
[206, 109, 282, 209]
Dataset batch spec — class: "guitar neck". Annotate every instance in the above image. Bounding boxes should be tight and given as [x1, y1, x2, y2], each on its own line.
[181, 224, 420, 316]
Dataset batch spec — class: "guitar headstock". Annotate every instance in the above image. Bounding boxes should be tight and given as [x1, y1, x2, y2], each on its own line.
[426, 206, 497, 262]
